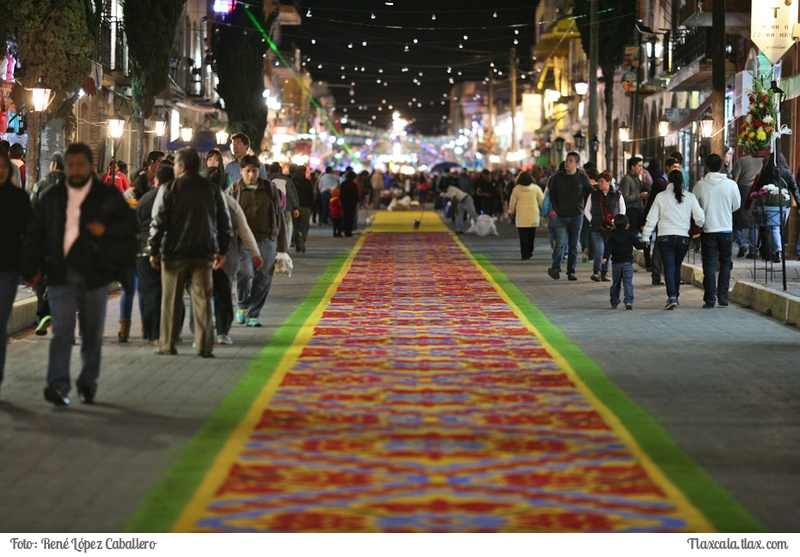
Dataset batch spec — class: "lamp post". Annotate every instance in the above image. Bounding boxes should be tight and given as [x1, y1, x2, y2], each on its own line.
[181, 124, 193, 145]
[658, 115, 670, 162]
[553, 136, 565, 165]
[29, 84, 53, 186]
[618, 123, 630, 177]
[108, 114, 125, 190]
[589, 135, 600, 164]
[154, 119, 167, 152]
[573, 131, 586, 162]
[216, 129, 229, 148]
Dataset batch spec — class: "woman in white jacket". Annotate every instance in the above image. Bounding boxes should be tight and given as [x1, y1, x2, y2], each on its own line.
[641, 170, 705, 310]
[508, 171, 544, 260]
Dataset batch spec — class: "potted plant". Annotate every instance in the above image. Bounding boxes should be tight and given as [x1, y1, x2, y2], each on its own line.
[750, 183, 790, 226]
[737, 74, 777, 157]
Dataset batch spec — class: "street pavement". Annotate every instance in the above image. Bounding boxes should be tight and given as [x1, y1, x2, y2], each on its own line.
[459, 222, 800, 533]
[0, 211, 798, 532]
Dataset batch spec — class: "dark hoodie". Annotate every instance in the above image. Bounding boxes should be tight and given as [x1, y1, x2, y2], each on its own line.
[603, 228, 647, 264]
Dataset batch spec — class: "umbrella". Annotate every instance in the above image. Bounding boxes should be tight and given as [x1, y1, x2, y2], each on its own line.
[430, 161, 461, 174]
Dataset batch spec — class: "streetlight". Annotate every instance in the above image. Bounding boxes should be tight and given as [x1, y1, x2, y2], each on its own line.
[658, 116, 670, 138]
[698, 114, 714, 138]
[618, 123, 630, 176]
[29, 84, 53, 185]
[108, 112, 125, 191]
[589, 135, 600, 164]
[552, 136, 565, 165]
[154, 119, 167, 137]
[216, 129, 229, 147]
[573, 131, 586, 163]
[574, 81, 589, 96]
[618, 123, 630, 143]
[181, 124, 193, 144]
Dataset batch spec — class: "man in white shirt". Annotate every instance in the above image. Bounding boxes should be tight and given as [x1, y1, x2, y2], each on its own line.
[692, 153, 741, 308]
[446, 184, 479, 234]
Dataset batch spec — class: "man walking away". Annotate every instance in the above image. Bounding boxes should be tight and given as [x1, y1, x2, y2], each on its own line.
[22, 143, 137, 406]
[317, 167, 339, 224]
[731, 153, 765, 258]
[268, 162, 300, 247]
[692, 153, 741, 308]
[547, 151, 593, 280]
[148, 148, 232, 357]
[135, 162, 174, 345]
[292, 165, 314, 252]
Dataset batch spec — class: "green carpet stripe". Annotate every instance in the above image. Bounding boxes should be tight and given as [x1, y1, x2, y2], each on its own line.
[473, 254, 764, 533]
[124, 254, 349, 533]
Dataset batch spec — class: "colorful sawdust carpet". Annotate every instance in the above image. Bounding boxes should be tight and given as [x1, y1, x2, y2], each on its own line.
[164, 225, 720, 532]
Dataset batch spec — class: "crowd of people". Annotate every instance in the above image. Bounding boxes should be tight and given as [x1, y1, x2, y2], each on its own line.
[2, 133, 800, 406]
[0, 132, 380, 407]
[444, 147, 794, 312]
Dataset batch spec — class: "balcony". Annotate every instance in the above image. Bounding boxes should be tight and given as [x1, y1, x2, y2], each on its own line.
[668, 27, 745, 92]
[679, 0, 751, 29]
[94, 18, 128, 80]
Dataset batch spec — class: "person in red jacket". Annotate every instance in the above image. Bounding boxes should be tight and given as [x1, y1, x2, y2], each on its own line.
[329, 188, 344, 238]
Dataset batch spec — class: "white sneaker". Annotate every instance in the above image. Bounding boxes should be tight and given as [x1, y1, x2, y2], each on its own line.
[217, 334, 233, 345]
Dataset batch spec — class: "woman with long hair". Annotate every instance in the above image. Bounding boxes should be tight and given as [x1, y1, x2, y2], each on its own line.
[641, 170, 705, 309]
[0, 150, 32, 390]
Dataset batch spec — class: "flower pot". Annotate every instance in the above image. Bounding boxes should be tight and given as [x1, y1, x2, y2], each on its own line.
[753, 205, 785, 227]
[753, 148, 771, 158]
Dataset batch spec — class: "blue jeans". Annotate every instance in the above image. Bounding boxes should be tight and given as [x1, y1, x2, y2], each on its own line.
[552, 215, 582, 274]
[734, 227, 757, 255]
[610, 261, 634, 306]
[657, 235, 690, 300]
[590, 231, 608, 272]
[319, 191, 332, 224]
[701, 232, 733, 304]
[764, 225, 782, 257]
[119, 266, 143, 320]
[47, 269, 108, 394]
[236, 238, 277, 319]
[0, 270, 19, 385]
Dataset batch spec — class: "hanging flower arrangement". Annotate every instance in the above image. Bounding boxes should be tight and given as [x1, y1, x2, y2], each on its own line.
[737, 74, 777, 155]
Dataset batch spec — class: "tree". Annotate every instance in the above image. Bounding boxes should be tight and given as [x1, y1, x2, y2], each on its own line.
[123, 0, 186, 168]
[5, 0, 97, 185]
[212, 4, 280, 154]
[573, 0, 636, 170]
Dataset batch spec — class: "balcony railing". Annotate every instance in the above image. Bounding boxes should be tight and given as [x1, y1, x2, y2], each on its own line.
[671, 27, 744, 74]
[94, 18, 128, 74]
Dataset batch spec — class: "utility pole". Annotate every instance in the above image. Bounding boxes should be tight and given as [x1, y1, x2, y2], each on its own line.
[588, 0, 599, 164]
[711, 0, 726, 155]
[510, 47, 518, 152]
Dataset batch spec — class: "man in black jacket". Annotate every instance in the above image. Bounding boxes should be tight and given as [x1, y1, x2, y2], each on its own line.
[29, 152, 65, 336]
[148, 148, 232, 358]
[135, 162, 174, 345]
[547, 151, 592, 280]
[22, 143, 137, 406]
[292, 165, 314, 252]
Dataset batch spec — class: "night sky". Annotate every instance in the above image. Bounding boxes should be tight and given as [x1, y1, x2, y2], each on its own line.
[280, 1, 540, 135]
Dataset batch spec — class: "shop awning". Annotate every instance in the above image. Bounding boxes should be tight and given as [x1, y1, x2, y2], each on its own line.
[668, 96, 712, 132]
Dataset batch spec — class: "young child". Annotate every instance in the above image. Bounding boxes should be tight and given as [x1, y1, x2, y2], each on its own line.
[329, 187, 344, 237]
[602, 214, 646, 309]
